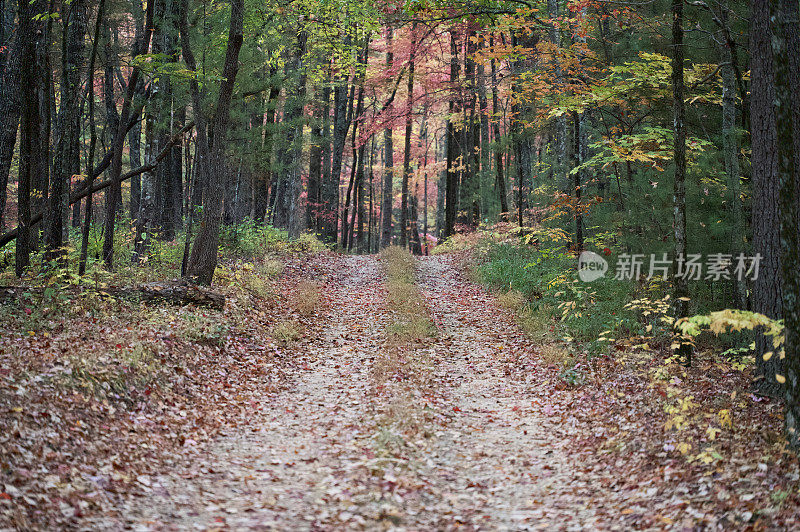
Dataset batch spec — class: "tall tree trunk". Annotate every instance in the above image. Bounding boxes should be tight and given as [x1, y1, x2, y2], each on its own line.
[273, 29, 308, 237]
[572, 111, 584, 251]
[79, 0, 106, 275]
[48, 0, 87, 263]
[490, 36, 508, 216]
[324, 58, 352, 243]
[342, 82, 364, 249]
[307, 89, 324, 233]
[771, 0, 800, 448]
[671, 0, 691, 365]
[102, 0, 154, 269]
[401, 28, 417, 248]
[0, 0, 20, 234]
[461, 30, 480, 225]
[32, 0, 54, 252]
[380, 26, 395, 248]
[184, 0, 244, 285]
[751, 0, 784, 393]
[510, 32, 533, 229]
[102, 25, 123, 219]
[718, 3, 746, 309]
[15, 0, 44, 274]
[477, 40, 491, 220]
[444, 29, 461, 238]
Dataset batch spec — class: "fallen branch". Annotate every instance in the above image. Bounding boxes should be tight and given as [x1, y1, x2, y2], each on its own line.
[0, 277, 225, 310]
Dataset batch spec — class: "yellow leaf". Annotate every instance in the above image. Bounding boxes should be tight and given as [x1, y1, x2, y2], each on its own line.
[718, 409, 732, 429]
[776, 374, 786, 384]
[763, 351, 773, 362]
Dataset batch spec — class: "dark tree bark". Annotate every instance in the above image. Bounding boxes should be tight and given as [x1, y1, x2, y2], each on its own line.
[400, 28, 417, 248]
[273, 28, 308, 237]
[324, 45, 353, 244]
[102, 25, 122, 217]
[380, 26, 395, 248]
[771, 0, 800, 448]
[184, 0, 245, 285]
[47, 0, 87, 262]
[0, 0, 20, 234]
[307, 91, 324, 233]
[79, 0, 106, 275]
[444, 29, 461, 238]
[102, 0, 154, 269]
[510, 31, 535, 229]
[342, 80, 365, 250]
[460, 30, 480, 224]
[489, 35, 508, 216]
[15, 0, 44, 274]
[671, 0, 691, 365]
[32, 0, 54, 251]
[751, 0, 784, 393]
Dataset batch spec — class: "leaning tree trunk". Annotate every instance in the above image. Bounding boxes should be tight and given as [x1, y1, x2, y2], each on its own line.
[184, 0, 244, 285]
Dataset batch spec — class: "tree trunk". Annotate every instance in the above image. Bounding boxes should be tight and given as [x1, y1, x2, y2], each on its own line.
[380, 27, 395, 248]
[102, 0, 154, 269]
[444, 30, 461, 238]
[325, 68, 352, 244]
[671, 0, 691, 365]
[490, 36, 508, 216]
[273, 29, 308, 237]
[15, 0, 42, 274]
[79, 0, 105, 275]
[184, 0, 244, 285]
[48, 0, 87, 263]
[0, 0, 20, 234]
[718, 3, 746, 309]
[401, 28, 416, 248]
[751, 0, 784, 393]
[307, 90, 324, 233]
[772, 0, 800, 449]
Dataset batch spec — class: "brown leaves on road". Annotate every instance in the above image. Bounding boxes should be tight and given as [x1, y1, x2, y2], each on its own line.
[2, 252, 800, 530]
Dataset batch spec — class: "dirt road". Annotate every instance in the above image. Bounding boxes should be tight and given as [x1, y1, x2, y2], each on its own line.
[115, 255, 604, 531]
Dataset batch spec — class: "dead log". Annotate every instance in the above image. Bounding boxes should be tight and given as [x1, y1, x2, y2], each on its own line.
[113, 280, 226, 309]
[0, 279, 225, 310]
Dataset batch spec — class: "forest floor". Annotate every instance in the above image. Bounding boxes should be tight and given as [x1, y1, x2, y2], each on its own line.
[3, 251, 800, 530]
